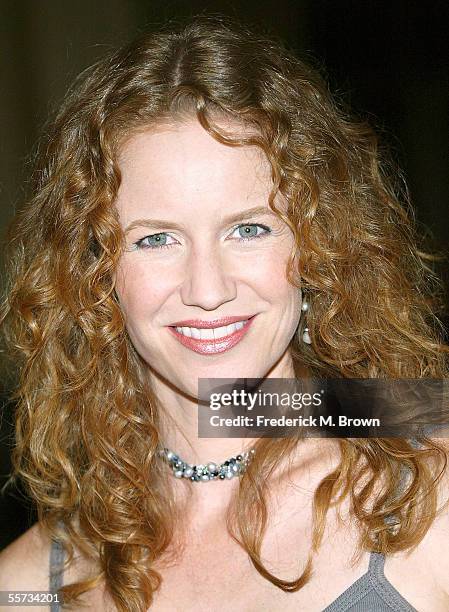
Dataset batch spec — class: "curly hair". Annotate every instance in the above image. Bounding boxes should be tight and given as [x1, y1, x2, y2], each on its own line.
[1, 15, 448, 611]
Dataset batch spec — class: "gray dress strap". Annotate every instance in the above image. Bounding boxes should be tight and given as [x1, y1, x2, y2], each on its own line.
[323, 551, 418, 611]
[49, 537, 64, 611]
[367, 552, 418, 611]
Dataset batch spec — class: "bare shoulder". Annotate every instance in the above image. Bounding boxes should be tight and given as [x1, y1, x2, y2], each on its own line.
[424, 436, 449, 597]
[425, 507, 449, 599]
[0, 522, 52, 591]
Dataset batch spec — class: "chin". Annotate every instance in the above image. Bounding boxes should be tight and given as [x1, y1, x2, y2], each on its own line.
[172, 364, 264, 396]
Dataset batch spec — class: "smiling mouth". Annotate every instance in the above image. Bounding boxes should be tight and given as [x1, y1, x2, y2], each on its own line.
[172, 318, 250, 340]
[167, 316, 256, 354]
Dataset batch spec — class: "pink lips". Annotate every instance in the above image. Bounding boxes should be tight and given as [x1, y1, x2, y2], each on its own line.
[170, 315, 254, 328]
[167, 315, 256, 355]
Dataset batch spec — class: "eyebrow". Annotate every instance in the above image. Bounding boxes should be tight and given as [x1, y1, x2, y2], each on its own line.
[124, 205, 279, 234]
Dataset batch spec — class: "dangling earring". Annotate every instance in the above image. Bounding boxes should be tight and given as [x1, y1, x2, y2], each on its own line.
[301, 300, 312, 344]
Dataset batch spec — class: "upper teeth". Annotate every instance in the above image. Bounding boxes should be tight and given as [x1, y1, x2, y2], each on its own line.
[175, 320, 248, 339]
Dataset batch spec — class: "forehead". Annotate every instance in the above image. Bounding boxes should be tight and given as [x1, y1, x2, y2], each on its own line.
[115, 120, 274, 221]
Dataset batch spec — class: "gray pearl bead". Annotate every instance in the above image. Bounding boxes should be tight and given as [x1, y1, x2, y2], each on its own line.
[207, 462, 217, 472]
[232, 464, 239, 473]
[183, 467, 194, 478]
[225, 470, 234, 479]
[201, 474, 210, 481]
[166, 450, 175, 461]
[301, 301, 309, 311]
[174, 470, 184, 478]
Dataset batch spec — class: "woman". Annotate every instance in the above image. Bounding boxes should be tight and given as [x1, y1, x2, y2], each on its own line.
[0, 15, 448, 611]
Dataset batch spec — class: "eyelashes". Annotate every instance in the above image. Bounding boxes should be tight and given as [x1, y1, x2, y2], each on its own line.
[133, 223, 272, 251]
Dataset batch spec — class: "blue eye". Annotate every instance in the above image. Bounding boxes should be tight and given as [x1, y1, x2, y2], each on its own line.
[134, 232, 177, 250]
[133, 223, 271, 251]
[231, 223, 271, 241]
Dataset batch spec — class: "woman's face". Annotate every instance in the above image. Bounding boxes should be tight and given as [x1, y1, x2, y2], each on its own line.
[114, 120, 302, 399]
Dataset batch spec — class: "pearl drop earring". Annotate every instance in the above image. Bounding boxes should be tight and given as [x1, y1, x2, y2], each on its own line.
[301, 300, 312, 344]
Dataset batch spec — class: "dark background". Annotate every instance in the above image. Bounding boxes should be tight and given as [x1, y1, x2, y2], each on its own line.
[1, 1, 448, 550]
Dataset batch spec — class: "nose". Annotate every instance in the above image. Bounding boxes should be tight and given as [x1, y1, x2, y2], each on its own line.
[180, 243, 237, 311]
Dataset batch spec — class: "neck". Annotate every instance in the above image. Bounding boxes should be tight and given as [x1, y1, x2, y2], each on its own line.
[151, 351, 297, 467]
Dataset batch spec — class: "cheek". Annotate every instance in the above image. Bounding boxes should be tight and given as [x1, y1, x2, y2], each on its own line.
[249, 250, 295, 298]
[114, 262, 160, 317]
[115, 260, 182, 343]
[253, 250, 301, 331]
